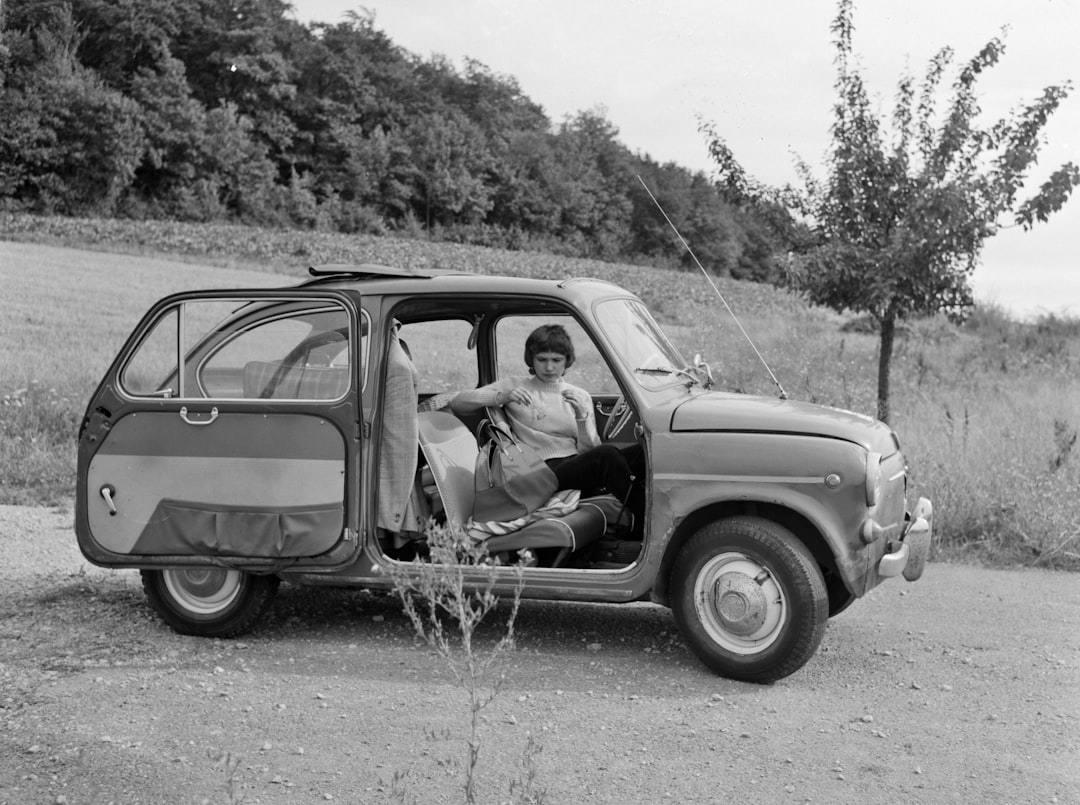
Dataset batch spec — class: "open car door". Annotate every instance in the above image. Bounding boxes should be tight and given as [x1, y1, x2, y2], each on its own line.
[76, 289, 365, 572]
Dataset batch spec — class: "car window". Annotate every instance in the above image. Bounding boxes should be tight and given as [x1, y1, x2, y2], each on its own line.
[120, 298, 364, 401]
[494, 314, 620, 394]
[122, 307, 180, 396]
[397, 319, 477, 396]
[594, 298, 686, 390]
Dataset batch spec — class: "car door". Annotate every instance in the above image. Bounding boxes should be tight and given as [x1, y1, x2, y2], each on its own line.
[76, 289, 366, 570]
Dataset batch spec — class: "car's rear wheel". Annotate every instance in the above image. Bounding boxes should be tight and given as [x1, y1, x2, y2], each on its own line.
[141, 568, 279, 638]
[670, 517, 828, 683]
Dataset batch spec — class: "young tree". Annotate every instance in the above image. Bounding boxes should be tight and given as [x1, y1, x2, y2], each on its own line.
[704, 0, 1078, 423]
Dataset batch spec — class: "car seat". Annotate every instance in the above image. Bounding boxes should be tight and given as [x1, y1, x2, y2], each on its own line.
[417, 410, 621, 565]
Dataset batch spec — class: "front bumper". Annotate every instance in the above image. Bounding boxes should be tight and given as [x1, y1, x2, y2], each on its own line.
[877, 497, 933, 581]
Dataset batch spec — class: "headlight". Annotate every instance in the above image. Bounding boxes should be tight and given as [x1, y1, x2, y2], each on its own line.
[865, 451, 882, 507]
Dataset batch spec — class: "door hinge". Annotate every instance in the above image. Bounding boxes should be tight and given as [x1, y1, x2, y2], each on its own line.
[361, 420, 371, 439]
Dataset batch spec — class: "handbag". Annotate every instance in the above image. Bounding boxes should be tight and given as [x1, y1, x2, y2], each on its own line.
[473, 419, 558, 523]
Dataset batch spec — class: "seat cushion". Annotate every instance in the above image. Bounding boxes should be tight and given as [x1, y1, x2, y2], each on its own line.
[482, 494, 623, 553]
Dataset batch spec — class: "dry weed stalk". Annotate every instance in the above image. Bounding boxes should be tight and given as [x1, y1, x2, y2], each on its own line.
[390, 522, 527, 804]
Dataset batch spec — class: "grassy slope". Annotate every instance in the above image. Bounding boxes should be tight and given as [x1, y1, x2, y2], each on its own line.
[2, 214, 1078, 569]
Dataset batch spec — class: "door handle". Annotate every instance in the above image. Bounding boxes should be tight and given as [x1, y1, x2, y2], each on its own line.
[179, 406, 219, 426]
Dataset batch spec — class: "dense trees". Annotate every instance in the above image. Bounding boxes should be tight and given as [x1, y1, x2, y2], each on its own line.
[0, 0, 788, 278]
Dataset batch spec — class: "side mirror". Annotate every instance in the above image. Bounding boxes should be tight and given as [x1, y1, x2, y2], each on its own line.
[693, 353, 715, 389]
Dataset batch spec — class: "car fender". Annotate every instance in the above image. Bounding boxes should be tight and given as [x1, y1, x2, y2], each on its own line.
[646, 430, 872, 599]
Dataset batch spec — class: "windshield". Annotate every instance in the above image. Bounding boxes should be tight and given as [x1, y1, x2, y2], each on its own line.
[594, 298, 688, 390]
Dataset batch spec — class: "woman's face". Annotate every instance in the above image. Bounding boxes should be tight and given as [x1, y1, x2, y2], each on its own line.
[531, 351, 567, 383]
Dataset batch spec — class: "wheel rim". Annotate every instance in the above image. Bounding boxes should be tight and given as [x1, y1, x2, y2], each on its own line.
[693, 552, 787, 655]
[162, 568, 243, 616]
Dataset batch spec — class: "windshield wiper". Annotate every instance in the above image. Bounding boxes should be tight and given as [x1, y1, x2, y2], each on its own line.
[635, 366, 701, 387]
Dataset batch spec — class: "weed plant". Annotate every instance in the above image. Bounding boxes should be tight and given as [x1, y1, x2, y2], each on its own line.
[389, 522, 539, 804]
[207, 748, 247, 804]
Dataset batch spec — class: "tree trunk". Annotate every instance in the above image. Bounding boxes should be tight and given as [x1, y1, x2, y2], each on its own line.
[876, 313, 895, 424]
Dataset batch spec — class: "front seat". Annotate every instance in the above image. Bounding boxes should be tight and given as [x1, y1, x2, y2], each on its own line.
[417, 410, 621, 565]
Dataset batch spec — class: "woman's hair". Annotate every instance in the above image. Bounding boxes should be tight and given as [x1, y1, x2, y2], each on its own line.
[524, 324, 575, 373]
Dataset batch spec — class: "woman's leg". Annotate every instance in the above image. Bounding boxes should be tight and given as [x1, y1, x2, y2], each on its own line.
[548, 444, 633, 501]
[618, 443, 646, 537]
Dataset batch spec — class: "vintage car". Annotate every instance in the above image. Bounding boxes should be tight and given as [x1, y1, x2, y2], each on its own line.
[75, 265, 932, 683]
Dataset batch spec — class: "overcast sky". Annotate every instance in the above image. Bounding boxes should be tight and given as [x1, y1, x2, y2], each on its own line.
[291, 0, 1079, 318]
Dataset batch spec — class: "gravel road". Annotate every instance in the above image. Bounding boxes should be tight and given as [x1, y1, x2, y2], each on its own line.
[1, 503, 1078, 805]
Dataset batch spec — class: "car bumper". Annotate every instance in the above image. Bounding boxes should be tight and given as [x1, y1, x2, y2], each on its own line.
[877, 497, 933, 581]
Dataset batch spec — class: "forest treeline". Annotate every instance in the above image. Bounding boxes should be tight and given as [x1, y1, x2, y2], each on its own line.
[0, 0, 792, 280]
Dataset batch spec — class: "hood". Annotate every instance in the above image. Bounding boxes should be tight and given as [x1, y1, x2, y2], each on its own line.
[670, 392, 900, 455]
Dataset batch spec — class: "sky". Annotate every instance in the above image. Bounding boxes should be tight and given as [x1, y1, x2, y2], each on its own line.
[290, 0, 1079, 319]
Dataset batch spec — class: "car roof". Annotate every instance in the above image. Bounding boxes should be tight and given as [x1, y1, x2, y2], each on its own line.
[298, 263, 638, 305]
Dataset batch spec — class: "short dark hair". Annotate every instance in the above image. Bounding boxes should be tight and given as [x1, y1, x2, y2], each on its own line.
[524, 324, 575, 371]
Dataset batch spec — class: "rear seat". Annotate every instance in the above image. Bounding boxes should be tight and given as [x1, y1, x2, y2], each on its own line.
[243, 360, 349, 400]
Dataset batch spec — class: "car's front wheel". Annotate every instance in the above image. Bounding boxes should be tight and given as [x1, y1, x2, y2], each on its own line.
[670, 517, 828, 683]
[141, 568, 279, 638]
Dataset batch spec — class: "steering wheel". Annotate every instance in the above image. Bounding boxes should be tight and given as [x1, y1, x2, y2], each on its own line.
[603, 396, 633, 441]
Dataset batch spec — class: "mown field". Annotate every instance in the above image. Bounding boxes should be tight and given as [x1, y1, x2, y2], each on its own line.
[2, 213, 1078, 569]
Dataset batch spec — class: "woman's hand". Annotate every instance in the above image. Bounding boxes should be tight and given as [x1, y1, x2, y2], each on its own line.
[497, 387, 534, 407]
[562, 388, 592, 420]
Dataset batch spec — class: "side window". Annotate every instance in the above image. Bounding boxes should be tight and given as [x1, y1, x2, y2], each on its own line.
[397, 319, 477, 395]
[120, 298, 357, 401]
[494, 314, 620, 394]
[122, 307, 179, 396]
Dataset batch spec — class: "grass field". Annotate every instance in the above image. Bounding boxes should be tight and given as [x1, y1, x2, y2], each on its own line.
[2, 214, 1078, 569]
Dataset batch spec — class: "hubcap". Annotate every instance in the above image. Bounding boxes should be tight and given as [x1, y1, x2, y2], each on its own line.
[163, 568, 243, 616]
[714, 572, 769, 636]
[694, 552, 786, 655]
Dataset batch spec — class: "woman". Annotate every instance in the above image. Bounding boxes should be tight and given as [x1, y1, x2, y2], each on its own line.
[450, 323, 637, 506]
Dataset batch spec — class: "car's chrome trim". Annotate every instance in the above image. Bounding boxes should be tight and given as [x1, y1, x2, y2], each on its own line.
[877, 541, 910, 578]
[654, 472, 826, 484]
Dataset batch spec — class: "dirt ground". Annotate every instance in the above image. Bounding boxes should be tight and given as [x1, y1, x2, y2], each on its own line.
[1, 502, 1078, 805]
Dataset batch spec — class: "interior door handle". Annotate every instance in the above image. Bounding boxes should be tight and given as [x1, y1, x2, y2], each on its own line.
[179, 406, 219, 426]
[100, 485, 117, 516]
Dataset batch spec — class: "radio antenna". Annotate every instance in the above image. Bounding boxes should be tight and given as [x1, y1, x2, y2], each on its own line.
[637, 175, 787, 400]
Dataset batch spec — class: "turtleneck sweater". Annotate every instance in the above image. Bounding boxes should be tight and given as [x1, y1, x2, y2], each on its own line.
[455, 375, 599, 461]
